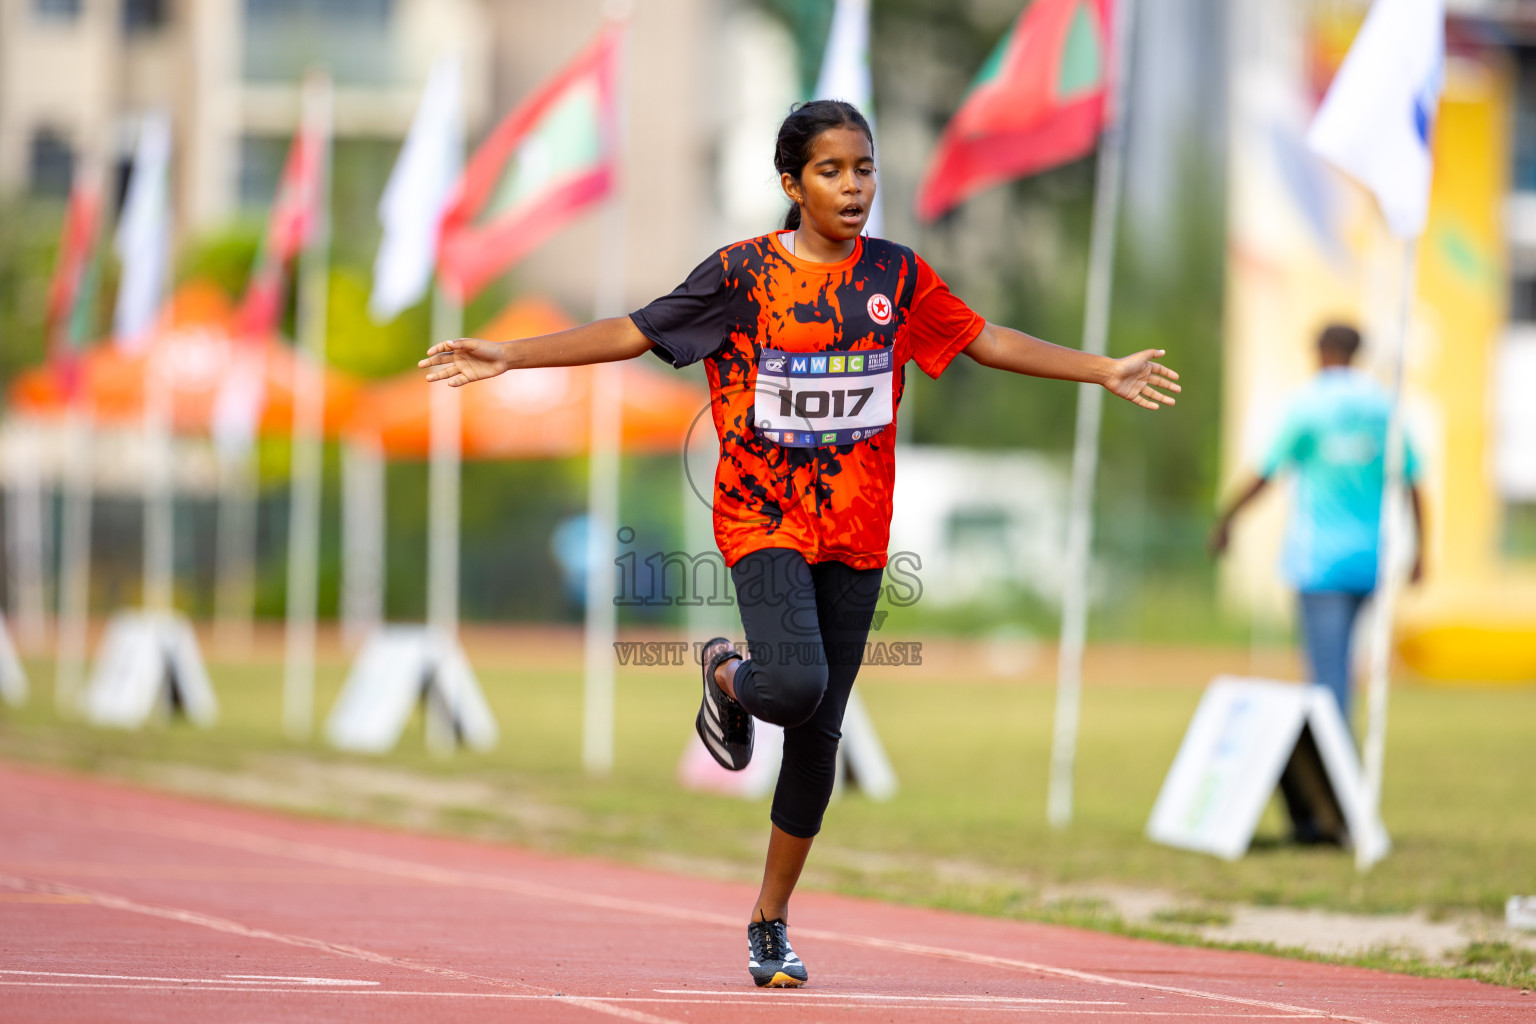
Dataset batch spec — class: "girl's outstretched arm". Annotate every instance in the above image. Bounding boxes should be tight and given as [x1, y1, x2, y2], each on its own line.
[419, 316, 654, 387]
[961, 322, 1181, 411]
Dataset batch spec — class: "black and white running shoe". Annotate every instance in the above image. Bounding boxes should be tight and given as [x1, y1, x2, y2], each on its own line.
[747, 917, 807, 988]
[696, 637, 752, 771]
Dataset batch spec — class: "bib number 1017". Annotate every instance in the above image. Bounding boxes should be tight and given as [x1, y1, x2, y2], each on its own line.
[776, 387, 874, 420]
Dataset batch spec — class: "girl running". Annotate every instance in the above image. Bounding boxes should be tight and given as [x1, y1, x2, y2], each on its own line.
[420, 100, 1180, 988]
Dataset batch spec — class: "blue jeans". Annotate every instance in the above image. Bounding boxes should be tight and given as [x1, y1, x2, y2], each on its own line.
[1298, 589, 1372, 725]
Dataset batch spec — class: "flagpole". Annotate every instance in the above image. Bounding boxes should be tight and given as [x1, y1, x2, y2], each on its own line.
[283, 72, 333, 740]
[1047, 0, 1137, 829]
[427, 281, 463, 640]
[5, 417, 48, 651]
[55, 401, 93, 712]
[364, 52, 462, 665]
[582, 9, 630, 777]
[108, 111, 175, 643]
[142, 358, 174, 616]
[582, 305, 622, 776]
[341, 433, 385, 647]
[214, 446, 258, 654]
[1298, 0, 1443, 870]
[55, 168, 104, 713]
[1357, 238, 1416, 871]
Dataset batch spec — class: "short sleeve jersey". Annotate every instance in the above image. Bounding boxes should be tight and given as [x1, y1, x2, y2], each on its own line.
[1261, 367, 1421, 592]
[631, 233, 983, 570]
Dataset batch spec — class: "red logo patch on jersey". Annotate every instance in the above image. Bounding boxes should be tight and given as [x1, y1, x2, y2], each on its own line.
[867, 293, 892, 325]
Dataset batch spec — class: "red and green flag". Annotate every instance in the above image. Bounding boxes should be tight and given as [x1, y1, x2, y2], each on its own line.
[235, 119, 326, 338]
[915, 0, 1113, 222]
[438, 25, 621, 300]
[45, 175, 105, 397]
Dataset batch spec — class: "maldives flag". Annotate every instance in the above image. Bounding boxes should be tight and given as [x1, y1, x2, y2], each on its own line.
[915, 0, 1112, 222]
[438, 25, 621, 300]
[46, 175, 104, 395]
[235, 121, 324, 337]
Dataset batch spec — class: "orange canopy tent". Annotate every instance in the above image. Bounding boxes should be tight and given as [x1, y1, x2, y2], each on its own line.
[350, 297, 709, 459]
[8, 282, 361, 439]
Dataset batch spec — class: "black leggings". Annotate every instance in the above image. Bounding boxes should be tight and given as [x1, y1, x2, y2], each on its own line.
[728, 548, 884, 839]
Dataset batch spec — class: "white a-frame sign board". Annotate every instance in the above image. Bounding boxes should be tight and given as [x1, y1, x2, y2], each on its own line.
[326, 626, 498, 754]
[84, 612, 218, 728]
[679, 687, 897, 802]
[1146, 676, 1389, 863]
[0, 614, 26, 706]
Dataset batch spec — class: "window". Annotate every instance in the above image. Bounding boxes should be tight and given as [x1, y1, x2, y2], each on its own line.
[123, 0, 168, 32]
[1516, 49, 1536, 192]
[33, 0, 82, 20]
[1510, 274, 1536, 323]
[1504, 503, 1536, 559]
[242, 0, 396, 84]
[238, 135, 286, 212]
[246, 0, 390, 20]
[29, 130, 74, 197]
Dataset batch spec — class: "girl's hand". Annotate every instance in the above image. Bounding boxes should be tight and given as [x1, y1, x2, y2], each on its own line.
[1103, 349, 1180, 410]
[418, 338, 508, 387]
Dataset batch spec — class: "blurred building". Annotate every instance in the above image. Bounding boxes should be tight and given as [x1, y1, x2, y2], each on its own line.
[0, 0, 493, 228]
[1221, 0, 1536, 681]
[0, 0, 730, 313]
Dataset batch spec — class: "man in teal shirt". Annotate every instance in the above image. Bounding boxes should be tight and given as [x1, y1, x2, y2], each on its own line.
[1212, 324, 1425, 727]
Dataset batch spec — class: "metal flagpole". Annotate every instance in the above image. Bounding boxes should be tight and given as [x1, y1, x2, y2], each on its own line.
[582, 353, 622, 775]
[1047, 0, 1138, 828]
[427, 283, 463, 639]
[214, 447, 258, 654]
[422, 282, 464, 758]
[1357, 238, 1417, 871]
[282, 73, 333, 739]
[582, 11, 630, 776]
[56, 167, 102, 709]
[340, 433, 385, 647]
[5, 418, 49, 651]
[143, 359, 174, 616]
[54, 403, 93, 711]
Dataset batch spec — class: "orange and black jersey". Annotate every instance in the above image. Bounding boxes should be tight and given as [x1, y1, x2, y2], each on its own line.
[631, 232, 983, 570]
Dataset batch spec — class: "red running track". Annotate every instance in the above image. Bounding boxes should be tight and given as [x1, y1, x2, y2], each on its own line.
[0, 762, 1526, 1023]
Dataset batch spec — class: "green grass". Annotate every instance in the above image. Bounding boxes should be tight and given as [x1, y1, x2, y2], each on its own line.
[3, 641, 1534, 988]
[1151, 905, 1235, 927]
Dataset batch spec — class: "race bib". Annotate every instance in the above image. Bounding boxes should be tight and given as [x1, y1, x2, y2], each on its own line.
[754, 347, 894, 447]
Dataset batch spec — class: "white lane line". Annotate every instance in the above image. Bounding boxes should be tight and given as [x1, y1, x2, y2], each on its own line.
[0, 982, 1336, 1015]
[652, 988, 1123, 1005]
[0, 969, 375, 986]
[0, 874, 683, 1024]
[225, 974, 379, 985]
[8, 794, 1388, 1024]
[785, 927, 1388, 1024]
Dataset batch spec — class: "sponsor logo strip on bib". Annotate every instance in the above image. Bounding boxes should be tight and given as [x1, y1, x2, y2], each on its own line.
[758, 425, 888, 448]
[755, 347, 894, 448]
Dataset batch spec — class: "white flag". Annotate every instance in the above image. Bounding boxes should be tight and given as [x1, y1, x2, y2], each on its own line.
[814, 0, 884, 239]
[113, 112, 172, 351]
[1307, 0, 1444, 239]
[370, 57, 463, 322]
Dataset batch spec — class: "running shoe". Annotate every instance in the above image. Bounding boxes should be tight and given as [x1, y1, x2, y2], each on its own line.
[747, 917, 807, 987]
[696, 637, 752, 771]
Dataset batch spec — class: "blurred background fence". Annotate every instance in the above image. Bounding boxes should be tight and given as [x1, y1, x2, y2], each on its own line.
[0, 0, 1234, 647]
[2, 0, 1535, 679]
